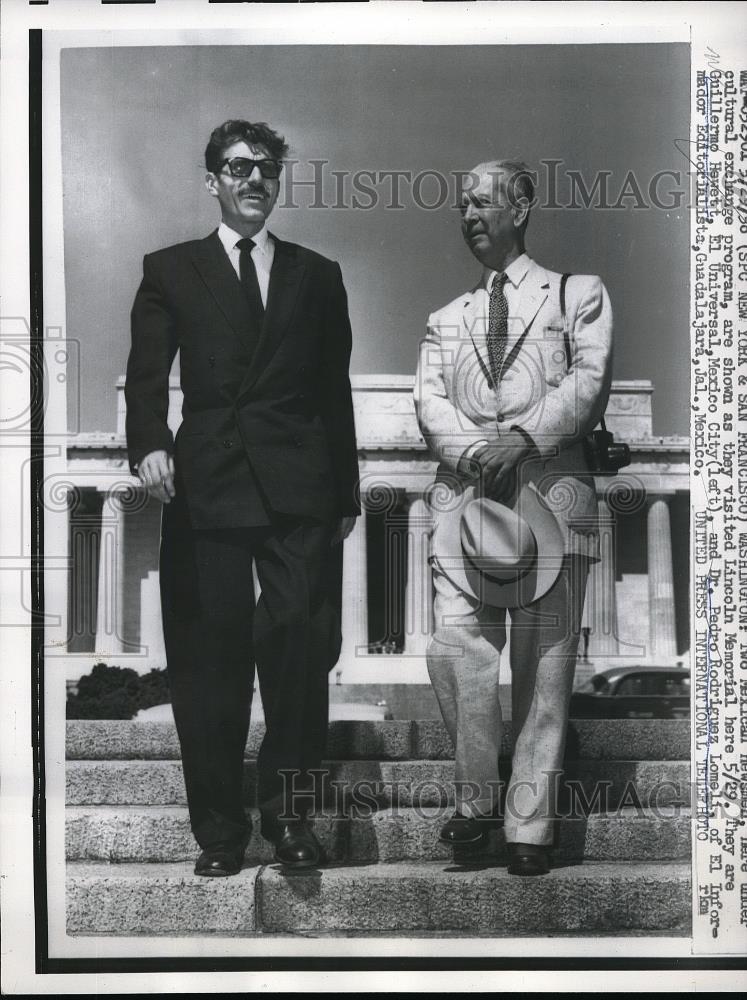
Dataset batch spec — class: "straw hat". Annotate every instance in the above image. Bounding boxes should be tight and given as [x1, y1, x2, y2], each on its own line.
[435, 482, 564, 608]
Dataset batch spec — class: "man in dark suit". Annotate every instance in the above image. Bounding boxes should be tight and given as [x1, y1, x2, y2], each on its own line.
[125, 120, 360, 875]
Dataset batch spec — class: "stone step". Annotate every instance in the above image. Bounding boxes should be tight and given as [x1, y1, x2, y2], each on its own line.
[66, 860, 691, 936]
[66, 807, 348, 864]
[67, 759, 691, 809]
[66, 805, 691, 864]
[349, 806, 691, 864]
[66, 718, 690, 762]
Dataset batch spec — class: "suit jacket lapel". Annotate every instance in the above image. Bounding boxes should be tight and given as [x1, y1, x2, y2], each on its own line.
[507, 260, 549, 353]
[461, 287, 492, 382]
[461, 262, 550, 389]
[190, 231, 255, 351]
[238, 236, 306, 395]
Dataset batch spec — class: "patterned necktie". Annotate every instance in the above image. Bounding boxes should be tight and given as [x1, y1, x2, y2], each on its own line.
[486, 272, 509, 387]
[236, 237, 265, 329]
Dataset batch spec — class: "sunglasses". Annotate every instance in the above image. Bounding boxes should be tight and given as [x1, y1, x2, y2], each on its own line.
[218, 157, 282, 179]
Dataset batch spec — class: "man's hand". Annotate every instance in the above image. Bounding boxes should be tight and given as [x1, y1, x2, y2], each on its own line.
[137, 449, 176, 504]
[331, 515, 357, 546]
[474, 430, 534, 504]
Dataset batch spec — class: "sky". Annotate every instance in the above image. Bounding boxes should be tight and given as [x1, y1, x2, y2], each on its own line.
[60, 43, 690, 437]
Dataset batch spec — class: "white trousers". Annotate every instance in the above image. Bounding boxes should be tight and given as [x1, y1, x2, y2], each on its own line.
[427, 548, 589, 846]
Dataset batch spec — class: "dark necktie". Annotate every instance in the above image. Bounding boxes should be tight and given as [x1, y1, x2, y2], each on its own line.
[236, 237, 265, 330]
[487, 272, 509, 387]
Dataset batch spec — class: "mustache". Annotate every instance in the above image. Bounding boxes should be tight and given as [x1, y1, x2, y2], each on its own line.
[238, 185, 268, 197]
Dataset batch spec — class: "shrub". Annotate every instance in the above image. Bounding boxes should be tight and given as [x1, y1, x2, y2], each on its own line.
[66, 662, 170, 720]
[136, 668, 171, 711]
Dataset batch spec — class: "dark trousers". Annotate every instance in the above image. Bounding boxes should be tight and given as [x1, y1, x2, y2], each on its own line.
[159, 497, 340, 849]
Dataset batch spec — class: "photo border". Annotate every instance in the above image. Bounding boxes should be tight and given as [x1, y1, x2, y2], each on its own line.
[2, 0, 746, 993]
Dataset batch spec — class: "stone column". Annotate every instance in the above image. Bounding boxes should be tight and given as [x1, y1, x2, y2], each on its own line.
[404, 497, 432, 656]
[94, 490, 125, 656]
[337, 504, 368, 679]
[647, 494, 677, 661]
[67, 490, 101, 652]
[586, 497, 619, 662]
[139, 569, 167, 669]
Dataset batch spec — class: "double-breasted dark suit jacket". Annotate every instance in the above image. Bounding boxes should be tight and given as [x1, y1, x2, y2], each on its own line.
[125, 230, 361, 528]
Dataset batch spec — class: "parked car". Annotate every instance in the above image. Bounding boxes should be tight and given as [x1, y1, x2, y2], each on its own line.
[570, 666, 690, 719]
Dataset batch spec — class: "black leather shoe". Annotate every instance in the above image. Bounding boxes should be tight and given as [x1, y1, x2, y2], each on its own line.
[194, 841, 246, 877]
[265, 820, 326, 869]
[506, 842, 550, 876]
[439, 809, 501, 847]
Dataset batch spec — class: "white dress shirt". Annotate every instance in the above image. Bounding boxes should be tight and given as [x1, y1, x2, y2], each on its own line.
[461, 252, 533, 469]
[217, 221, 274, 308]
[484, 251, 531, 312]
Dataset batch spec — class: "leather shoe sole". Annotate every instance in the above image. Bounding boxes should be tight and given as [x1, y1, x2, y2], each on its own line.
[439, 811, 501, 847]
[194, 843, 246, 877]
[273, 848, 325, 869]
[265, 822, 326, 869]
[506, 843, 550, 877]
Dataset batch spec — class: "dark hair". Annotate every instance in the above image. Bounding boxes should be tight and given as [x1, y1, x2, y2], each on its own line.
[204, 120, 289, 172]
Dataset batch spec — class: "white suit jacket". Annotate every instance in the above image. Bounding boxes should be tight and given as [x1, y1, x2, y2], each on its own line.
[414, 257, 613, 559]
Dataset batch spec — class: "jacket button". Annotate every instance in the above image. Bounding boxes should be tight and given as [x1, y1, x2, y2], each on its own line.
[496, 414, 505, 423]
[294, 438, 302, 447]
[223, 439, 233, 449]
[209, 356, 216, 367]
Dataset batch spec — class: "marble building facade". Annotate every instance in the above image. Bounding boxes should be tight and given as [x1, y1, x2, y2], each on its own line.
[62, 376, 690, 686]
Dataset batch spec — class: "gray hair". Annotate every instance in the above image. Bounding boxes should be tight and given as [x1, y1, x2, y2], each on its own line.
[491, 159, 536, 210]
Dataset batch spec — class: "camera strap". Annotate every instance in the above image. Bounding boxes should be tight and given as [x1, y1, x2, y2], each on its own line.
[560, 272, 572, 367]
[560, 272, 608, 435]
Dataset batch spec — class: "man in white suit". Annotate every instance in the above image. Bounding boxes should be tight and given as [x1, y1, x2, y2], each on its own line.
[414, 159, 613, 875]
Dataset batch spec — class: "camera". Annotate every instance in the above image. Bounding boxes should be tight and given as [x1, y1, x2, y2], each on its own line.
[583, 428, 631, 475]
